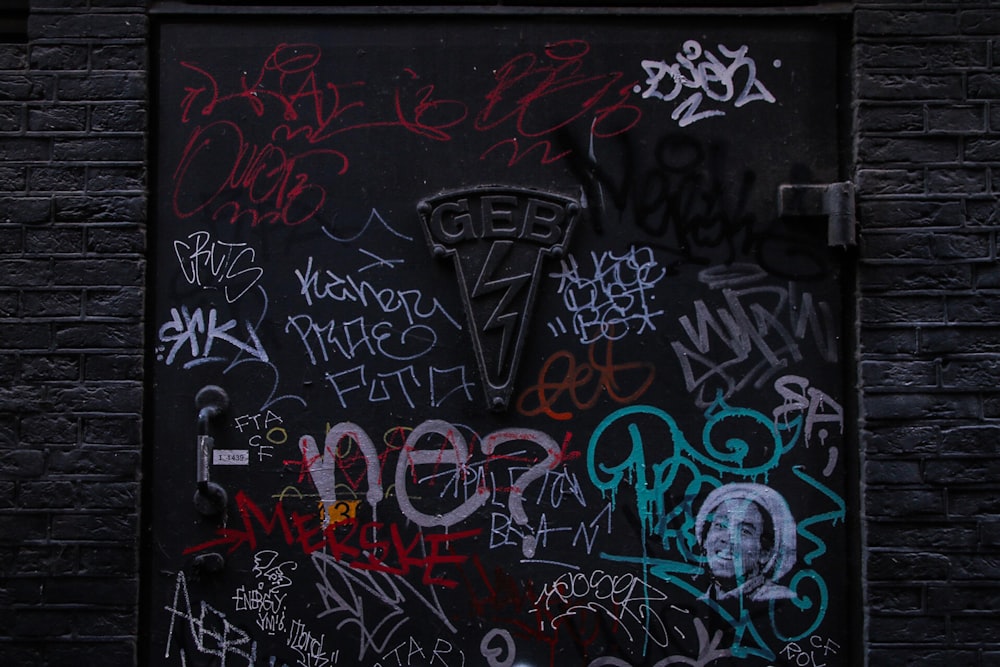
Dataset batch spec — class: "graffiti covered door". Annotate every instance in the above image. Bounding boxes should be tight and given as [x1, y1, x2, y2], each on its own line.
[147, 12, 854, 667]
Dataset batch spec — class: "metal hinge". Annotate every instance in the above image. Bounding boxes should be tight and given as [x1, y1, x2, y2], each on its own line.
[777, 181, 856, 247]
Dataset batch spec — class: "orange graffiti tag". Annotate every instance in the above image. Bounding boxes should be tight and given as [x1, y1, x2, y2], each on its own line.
[516, 337, 655, 420]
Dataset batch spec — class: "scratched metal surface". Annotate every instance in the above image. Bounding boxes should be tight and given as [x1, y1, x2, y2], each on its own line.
[147, 14, 850, 667]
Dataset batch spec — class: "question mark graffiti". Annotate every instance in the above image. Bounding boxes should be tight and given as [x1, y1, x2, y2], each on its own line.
[481, 428, 561, 558]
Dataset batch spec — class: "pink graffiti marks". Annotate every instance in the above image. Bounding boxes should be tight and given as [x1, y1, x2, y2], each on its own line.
[476, 39, 642, 166]
[172, 43, 468, 228]
[179, 44, 467, 145]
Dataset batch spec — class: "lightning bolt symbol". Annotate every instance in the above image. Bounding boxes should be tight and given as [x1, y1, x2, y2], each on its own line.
[471, 240, 532, 376]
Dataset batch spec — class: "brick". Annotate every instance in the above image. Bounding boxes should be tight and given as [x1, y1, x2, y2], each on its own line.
[924, 458, 1000, 485]
[21, 291, 82, 318]
[44, 578, 138, 606]
[50, 258, 143, 286]
[0, 164, 27, 191]
[867, 488, 946, 518]
[868, 585, 923, 613]
[86, 227, 145, 254]
[53, 137, 144, 162]
[974, 264, 1000, 289]
[960, 9, 1000, 35]
[865, 392, 981, 420]
[85, 288, 143, 318]
[859, 327, 918, 355]
[48, 448, 139, 477]
[860, 295, 945, 325]
[28, 166, 86, 193]
[0, 384, 48, 412]
[86, 165, 145, 192]
[19, 481, 76, 509]
[0, 104, 24, 132]
[861, 263, 972, 292]
[858, 136, 960, 164]
[0, 322, 51, 349]
[47, 384, 141, 412]
[46, 642, 136, 666]
[57, 72, 145, 102]
[866, 522, 980, 551]
[922, 327, 1000, 354]
[968, 72, 1000, 100]
[926, 104, 988, 134]
[867, 649, 981, 667]
[858, 200, 964, 228]
[27, 105, 87, 132]
[0, 75, 51, 102]
[91, 44, 147, 71]
[965, 199, 1000, 227]
[76, 481, 137, 510]
[89, 102, 146, 133]
[856, 41, 988, 70]
[51, 513, 136, 542]
[868, 551, 952, 581]
[20, 353, 81, 381]
[28, 14, 147, 41]
[925, 167, 990, 195]
[0, 197, 51, 224]
[950, 554, 1000, 580]
[28, 45, 88, 71]
[856, 168, 924, 195]
[53, 195, 144, 223]
[863, 230, 990, 261]
[77, 546, 134, 577]
[10, 609, 73, 638]
[857, 10, 958, 36]
[858, 73, 963, 101]
[82, 416, 139, 447]
[0, 137, 50, 161]
[24, 227, 84, 255]
[54, 323, 142, 349]
[19, 414, 80, 445]
[862, 359, 937, 388]
[948, 490, 1000, 518]
[927, 584, 1000, 612]
[952, 616, 1000, 643]
[868, 614, 947, 643]
[941, 359, 1000, 390]
[0, 44, 28, 70]
[84, 354, 142, 381]
[857, 103, 924, 133]
[865, 460, 924, 484]
[0, 450, 45, 479]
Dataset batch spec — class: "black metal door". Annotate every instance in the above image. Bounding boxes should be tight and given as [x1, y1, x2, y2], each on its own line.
[147, 12, 853, 667]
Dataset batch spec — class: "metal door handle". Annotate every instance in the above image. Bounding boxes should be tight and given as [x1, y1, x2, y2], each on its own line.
[193, 385, 229, 518]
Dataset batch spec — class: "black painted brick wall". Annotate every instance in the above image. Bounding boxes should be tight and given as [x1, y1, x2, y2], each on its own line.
[857, 1, 1000, 665]
[0, 0, 147, 664]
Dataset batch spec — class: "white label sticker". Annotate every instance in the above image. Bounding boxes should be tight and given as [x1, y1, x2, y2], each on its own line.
[213, 449, 250, 465]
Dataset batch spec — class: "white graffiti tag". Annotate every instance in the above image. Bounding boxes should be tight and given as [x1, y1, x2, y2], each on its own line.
[635, 40, 776, 127]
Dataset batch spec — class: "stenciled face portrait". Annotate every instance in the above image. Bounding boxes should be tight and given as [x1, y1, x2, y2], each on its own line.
[694, 483, 798, 602]
[702, 497, 769, 582]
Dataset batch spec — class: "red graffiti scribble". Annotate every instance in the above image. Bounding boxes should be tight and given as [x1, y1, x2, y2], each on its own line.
[172, 120, 346, 227]
[516, 337, 656, 421]
[178, 43, 467, 145]
[183, 491, 479, 588]
[475, 39, 641, 162]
